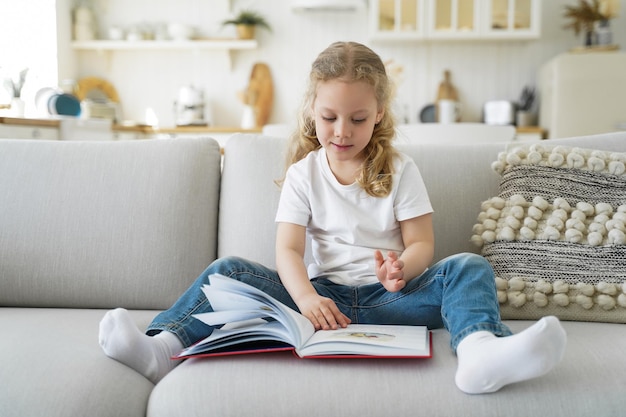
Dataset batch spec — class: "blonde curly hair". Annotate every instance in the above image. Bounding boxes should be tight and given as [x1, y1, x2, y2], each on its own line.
[285, 41, 397, 197]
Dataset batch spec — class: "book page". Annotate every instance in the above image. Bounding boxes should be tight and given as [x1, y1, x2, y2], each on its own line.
[296, 324, 430, 358]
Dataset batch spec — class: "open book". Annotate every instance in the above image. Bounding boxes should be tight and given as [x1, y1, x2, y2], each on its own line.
[173, 274, 431, 359]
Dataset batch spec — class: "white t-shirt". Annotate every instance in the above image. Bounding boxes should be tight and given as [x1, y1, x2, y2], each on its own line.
[275, 148, 433, 286]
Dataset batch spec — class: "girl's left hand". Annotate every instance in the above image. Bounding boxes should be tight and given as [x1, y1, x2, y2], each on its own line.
[374, 250, 406, 292]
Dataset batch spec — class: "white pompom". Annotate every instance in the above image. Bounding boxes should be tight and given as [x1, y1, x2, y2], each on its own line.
[553, 280, 569, 294]
[519, 226, 535, 240]
[533, 292, 549, 307]
[495, 277, 509, 290]
[486, 207, 501, 220]
[597, 294, 616, 311]
[510, 205, 525, 220]
[608, 228, 626, 245]
[505, 215, 521, 229]
[588, 156, 606, 172]
[566, 218, 586, 232]
[595, 203, 613, 216]
[527, 151, 542, 165]
[594, 214, 610, 224]
[575, 294, 594, 309]
[618, 293, 626, 308]
[524, 217, 538, 229]
[532, 196, 549, 210]
[552, 208, 569, 222]
[497, 226, 516, 241]
[528, 206, 543, 220]
[553, 198, 571, 211]
[605, 219, 625, 232]
[587, 231, 604, 246]
[483, 219, 497, 231]
[588, 222, 607, 236]
[548, 153, 565, 167]
[506, 152, 522, 165]
[547, 216, 565, 231]
[470, 234, 484, 247]
[472, 224, 485, 234]
[554, 293, 570, 307]
[614, 212, 626, 222]
[576, 202, 595, 216]
[541, 226, 561, 241]
[566, 152, 585, 169]
[608, 161, 625, 175]
[576, 282, 595, 296]
[509, 277, 526, 291]
[508, 291, 527, 307]
[491, 197, 506, 209]
[509, 194, 527, 206]
[610, 152, 626, 163]
[596, 282, 618, 295]
[492, 161, 505, 174]
[570, 210, 587, 222]
[535, 279, 553, 294]
[565, 228, 583, 243]
[482, 230, 496, 243]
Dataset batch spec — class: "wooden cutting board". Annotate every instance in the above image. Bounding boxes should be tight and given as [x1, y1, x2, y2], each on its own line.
[436, 70, 458, 102]
[240, 62, 273, 127]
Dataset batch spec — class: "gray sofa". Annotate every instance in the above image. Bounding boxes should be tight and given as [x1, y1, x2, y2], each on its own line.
[1, 131, 625, 417]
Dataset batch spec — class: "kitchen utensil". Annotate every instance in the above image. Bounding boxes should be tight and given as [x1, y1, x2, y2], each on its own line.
[437, 99, 461, 124]
[174, 85, 206, 126]
[483, 100, 516, 125]
[419, 104, 436, 123]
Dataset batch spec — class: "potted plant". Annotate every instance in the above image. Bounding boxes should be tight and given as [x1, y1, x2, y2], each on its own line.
[222, 9, 272, 40]
[563, 0, 620, 46]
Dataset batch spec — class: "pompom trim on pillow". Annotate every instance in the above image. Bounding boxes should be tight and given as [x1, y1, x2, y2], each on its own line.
[473, 144, 626, 323]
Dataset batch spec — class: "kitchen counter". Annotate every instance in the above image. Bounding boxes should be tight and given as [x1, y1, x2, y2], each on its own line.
[0, 117, 261, 134]
[0, 117, 60, 128]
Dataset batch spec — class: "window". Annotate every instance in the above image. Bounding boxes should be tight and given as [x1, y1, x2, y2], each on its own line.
[0, 0, 58, 116]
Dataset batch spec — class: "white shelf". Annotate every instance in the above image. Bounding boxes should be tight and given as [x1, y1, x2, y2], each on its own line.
[72, 39, 257, 51]
[72, 39, 257, 69]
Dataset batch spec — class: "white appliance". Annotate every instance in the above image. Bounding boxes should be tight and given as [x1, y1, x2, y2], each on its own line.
[174, 85, 207, 126]
[539, 52, 626, 139]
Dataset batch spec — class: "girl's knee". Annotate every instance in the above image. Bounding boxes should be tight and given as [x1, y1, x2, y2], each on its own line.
[207, 256, 247, 275]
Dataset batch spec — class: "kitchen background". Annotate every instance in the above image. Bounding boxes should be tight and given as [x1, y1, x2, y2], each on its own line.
[2, 0, 626, 131]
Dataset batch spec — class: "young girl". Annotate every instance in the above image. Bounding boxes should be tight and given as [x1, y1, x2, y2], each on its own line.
[99, 41, 566, 394]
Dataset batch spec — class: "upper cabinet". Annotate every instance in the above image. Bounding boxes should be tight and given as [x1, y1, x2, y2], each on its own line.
[370, 0, 540, 41]
[481, 0, 540, 39]
[371, 0, 427, 40]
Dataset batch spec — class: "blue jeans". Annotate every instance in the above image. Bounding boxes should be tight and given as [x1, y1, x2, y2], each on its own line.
[147, 253, 512, 352]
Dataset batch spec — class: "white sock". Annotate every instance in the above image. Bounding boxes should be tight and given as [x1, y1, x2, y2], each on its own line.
[98, 308, 183, 384]
[455, 316, 567, 394]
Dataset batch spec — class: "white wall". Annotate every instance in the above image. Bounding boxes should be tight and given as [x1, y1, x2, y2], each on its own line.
[65, 0, 626, 127]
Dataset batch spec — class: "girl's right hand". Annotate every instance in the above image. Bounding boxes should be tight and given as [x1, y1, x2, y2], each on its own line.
[296, 293, 351, 331]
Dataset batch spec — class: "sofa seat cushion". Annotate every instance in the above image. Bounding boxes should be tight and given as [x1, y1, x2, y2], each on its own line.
[0, 308, 159, 417]
[148, 321, 626, 417]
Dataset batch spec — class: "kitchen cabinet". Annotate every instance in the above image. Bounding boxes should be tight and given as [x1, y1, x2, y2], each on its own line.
[369, 0, 540, 41]
[427, 0, 481, 39]
[481, 0, 540, 39]
[0, 119, 59, 140]
[370, 0, 427, 40]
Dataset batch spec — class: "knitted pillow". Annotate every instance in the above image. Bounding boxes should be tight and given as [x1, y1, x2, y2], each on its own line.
[471, 144, 626, 323]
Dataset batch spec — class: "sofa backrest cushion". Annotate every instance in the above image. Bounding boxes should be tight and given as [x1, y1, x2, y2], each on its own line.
[218, 134, 508, 267]
[0, 138, 221, 309]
